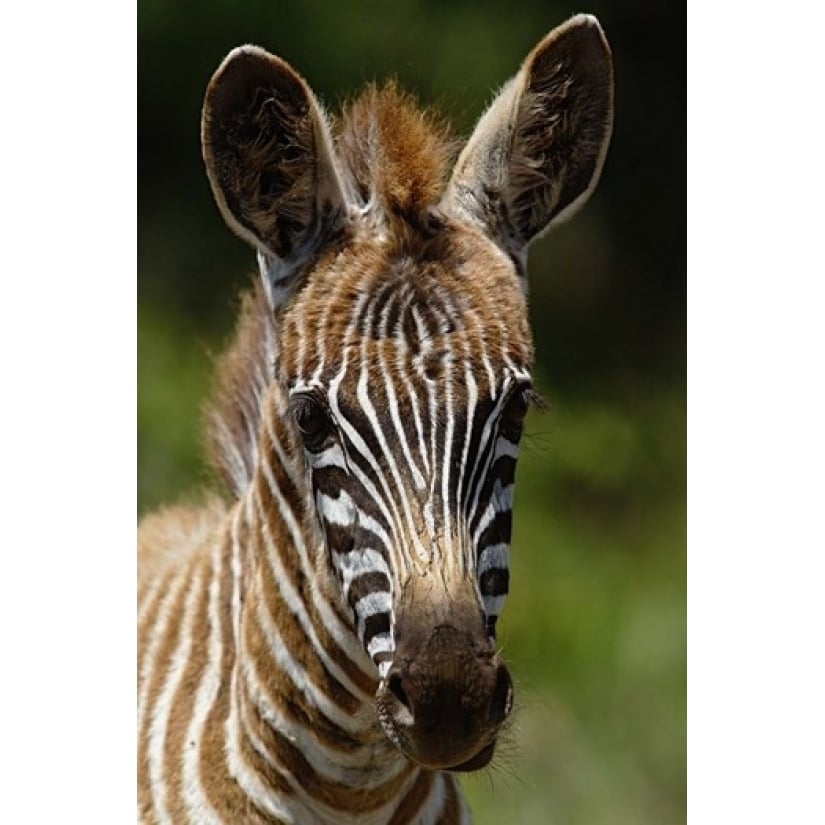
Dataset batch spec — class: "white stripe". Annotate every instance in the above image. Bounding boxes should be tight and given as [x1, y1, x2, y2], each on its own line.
[317, 489, 358, 527]
[357, 288, 427, 569]
[483, 594, 507, 616]
[181, 540, 224, 824]
[472, 482, 515, 547]
[481, 351, 497, 398]
[436, 299, 455, 563]
[327, 359, 407, 562]
[397, 357, 431, 478]
[310, 441, 348, 470]
[250, 490, 375, 701]
[494, 435, 520, 461]
[455, 366, 477, 511]
[137, 565, 192, 737]
[254, 600, 369, 739]
[478, 542, 509, 577]
[335, 546, 391, 596]
[496, 481, 515, 512]
[241, 661, 410, 821]
[264, 392, 303, 489]
[256, 451, 374, 675]
[356, 366, 429, 564]
[367, 632, 395, 658]
[383, 286, 427, 491]
[466, 386, 515, 527]
[225, 674, 297, 824]
[137, 573, 167, 642]
[147, 564, 205, 823]
[328, 394, 406, 567]
[417, 772, 449, 823]
[355, 592, 392, 638]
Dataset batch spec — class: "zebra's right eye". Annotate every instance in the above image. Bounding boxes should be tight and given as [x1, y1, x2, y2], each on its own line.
[291, 395, 333, 450]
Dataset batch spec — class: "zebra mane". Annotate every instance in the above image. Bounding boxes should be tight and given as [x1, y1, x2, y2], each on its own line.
[203, 280, 277, 498]
[203, 85, 458, 497]
[336, 82, 458, 225]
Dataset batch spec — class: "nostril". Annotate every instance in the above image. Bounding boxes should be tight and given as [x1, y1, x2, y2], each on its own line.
[489, 665, 513, 725]
[388, 673, 411, 712]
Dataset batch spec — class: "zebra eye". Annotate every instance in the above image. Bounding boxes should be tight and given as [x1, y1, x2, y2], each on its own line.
[499, 388, 530, 441]
[291, 395, 332, 449]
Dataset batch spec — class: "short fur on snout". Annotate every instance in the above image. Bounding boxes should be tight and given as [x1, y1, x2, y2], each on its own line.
[376, 576, 514, 771]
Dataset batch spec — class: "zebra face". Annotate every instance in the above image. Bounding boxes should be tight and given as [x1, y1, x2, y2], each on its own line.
[281, 243, 534, 770]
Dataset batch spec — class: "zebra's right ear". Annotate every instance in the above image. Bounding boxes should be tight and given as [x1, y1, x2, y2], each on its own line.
[202, 46, 349, 308]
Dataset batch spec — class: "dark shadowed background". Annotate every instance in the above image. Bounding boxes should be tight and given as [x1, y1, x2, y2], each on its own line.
[138, 1, 685, 822]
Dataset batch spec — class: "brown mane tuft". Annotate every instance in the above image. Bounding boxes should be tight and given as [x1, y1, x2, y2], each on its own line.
[337, 82, 458, 224]
[202, 281, 276, 497]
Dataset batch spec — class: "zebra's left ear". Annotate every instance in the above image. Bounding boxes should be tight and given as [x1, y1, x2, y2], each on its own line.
[441, 14, 614, 266]
[201, 45, 349, 308]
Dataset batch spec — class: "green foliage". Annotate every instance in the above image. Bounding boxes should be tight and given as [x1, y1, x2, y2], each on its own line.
[461, 382, 685, 823]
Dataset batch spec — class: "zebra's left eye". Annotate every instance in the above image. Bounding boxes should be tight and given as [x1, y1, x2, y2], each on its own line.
[291, 394, 333, 450]
[499, 388, 530, 441]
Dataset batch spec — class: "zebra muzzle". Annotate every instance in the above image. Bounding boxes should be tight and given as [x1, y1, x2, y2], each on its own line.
[375, 618, 514, 772]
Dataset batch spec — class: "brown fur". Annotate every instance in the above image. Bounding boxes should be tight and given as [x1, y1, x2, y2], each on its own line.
[202, 282, 276, 497]
[336, 82, 457, 223]
[137, 497, 227, 587]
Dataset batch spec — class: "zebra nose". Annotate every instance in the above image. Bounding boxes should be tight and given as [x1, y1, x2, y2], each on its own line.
[384, 661, 513, 729]
[385, 672, 415, 727]
[489, 663, 514, 725]
[377, 625, 513, 771]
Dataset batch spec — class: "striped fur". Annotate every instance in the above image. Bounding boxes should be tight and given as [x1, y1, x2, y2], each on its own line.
[139, 14, 613, 824]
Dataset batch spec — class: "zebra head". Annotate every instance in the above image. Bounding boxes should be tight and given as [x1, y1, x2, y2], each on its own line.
[202, 15, 613, 772]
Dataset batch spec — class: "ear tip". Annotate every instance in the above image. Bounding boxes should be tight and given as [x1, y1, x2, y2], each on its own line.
[203, 44, 310, 132]
[527, 12, 613, 82]
[207, 44, 281, 90]
[567, 13, 605, 31]
[537, 12, 611, 53]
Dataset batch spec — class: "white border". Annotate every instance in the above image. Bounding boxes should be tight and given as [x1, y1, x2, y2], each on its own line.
[689, 2, 825, 821]
[1, 1, 135, 819]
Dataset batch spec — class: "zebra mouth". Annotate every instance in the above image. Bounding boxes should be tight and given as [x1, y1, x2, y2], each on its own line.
[444, 740, 496, 773]
[378, 714, 498, 773]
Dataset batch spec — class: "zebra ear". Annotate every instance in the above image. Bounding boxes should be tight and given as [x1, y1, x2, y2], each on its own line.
[201, 45, 349, 308]
[441, 14, 613, 264]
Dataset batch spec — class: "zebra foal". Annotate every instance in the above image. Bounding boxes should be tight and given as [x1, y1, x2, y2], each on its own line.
[138, 14, 613, 824]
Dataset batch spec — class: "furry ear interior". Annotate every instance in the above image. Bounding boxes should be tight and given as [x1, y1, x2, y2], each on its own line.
[441, 14, 614, 263]
[201, 45, 348, 307]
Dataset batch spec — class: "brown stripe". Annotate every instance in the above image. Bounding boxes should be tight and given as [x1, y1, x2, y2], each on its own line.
[137, 572, 172, 679]
[235, 687, 297, 804]
[348, 571, 391, 606]
[137, 556, 197, 820]
[249, 506, 364, 714]
[252, 481, 376, 700]
[245, 686, 416, 814]
[243, 597, 366, 753]
[162, 556, 212, 820]
[196, 529, 280, 824]
[263, 415, 306, 518]
[435, 775, 463, 824]
[388, 769, 434, 825]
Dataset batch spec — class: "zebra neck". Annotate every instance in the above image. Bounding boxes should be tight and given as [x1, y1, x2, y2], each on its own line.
[222, 426, 433, 819]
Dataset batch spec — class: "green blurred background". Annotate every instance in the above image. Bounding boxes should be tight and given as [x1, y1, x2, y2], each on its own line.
[138, 1, 685, 822]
